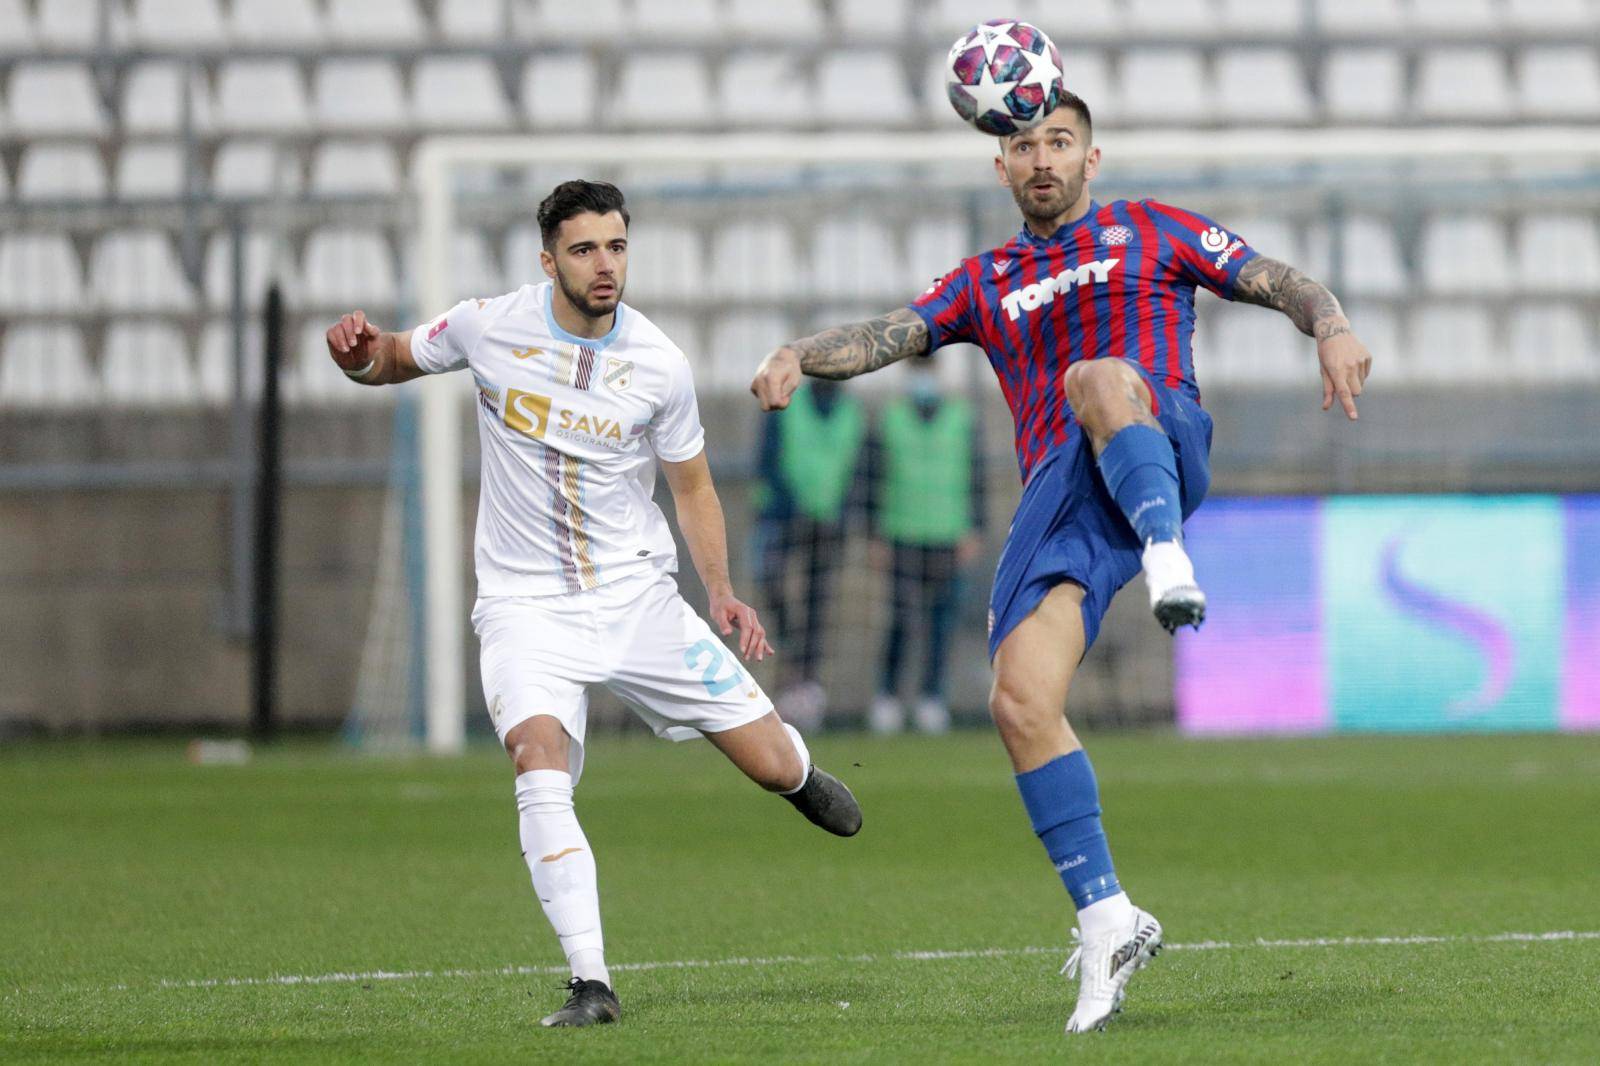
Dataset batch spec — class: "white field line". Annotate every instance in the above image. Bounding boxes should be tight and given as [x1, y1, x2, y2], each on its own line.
[95, 930, 1600, 994]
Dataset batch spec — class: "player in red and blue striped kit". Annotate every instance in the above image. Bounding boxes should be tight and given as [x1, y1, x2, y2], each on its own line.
[751, 93, 1372, 1035]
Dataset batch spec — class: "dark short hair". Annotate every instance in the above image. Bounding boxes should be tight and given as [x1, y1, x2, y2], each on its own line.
[536, 180, 630, 250]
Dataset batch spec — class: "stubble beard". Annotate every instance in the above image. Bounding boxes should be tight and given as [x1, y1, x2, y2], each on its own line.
[1013, 170, 1084, 228]
[556, 269, 622, 321]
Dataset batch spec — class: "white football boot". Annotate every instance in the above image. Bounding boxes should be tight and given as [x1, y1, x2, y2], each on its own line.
[1061, 907, 1164, 1034]
[1141, 540, 1206, 634]
[868, 693, 905, 735]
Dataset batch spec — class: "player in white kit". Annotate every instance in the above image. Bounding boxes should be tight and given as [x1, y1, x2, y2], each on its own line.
[325, 181, 861, 1029]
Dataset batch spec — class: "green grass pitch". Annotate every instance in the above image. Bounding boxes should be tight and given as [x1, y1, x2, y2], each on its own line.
[4, 731, 1599, 1063]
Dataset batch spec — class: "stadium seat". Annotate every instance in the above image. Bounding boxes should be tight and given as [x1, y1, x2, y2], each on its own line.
[129, 0, 227, 47]
[1119, 50, 1213, 124]
[521, 55, 599, 129]
[929, 0, 1007, 39]
[414, 230, 503, 304]
[1415, 48, 1514, 121]
[1322, 49, 1404, 122]
[631, 0, 722, 41]
[817, 50, 916, 126]
[437, 0, 505, 40]
[1125, 0, 1220, 38]
[89, 230, 197, 312]
[728, 0, 822, 40]
[311, 59, 408, 132]
[615, 55, 715, 127]
[642, 311, 701, 366]
[101, 323, 198, 406]
[230, 0, 322, 43]
[1514, 214, 1600, 294]
[710, 313, 794, 393]
[0, 326, 94, 409]
[810, 217, 903, 299]
[905, 217, 967, 293]
[1336, 303, 1403, 383]
[709, 220, 800, 298]
[1409, 0, 1500, 31]
[35, 0, 125, 46]
[1333, 216, 1409, 298]
[1505, 0, 1594, 29]
[215, 61, 311, 133]
[308, 142, 402, 197]
[1509, 305, 1597, 380]
[325, 0, 424, 44]
[114, 142, 189, 200]
[1517, 48, 1600, 119]
[1211, 303, 1308, 386]
[1314, 0, 1405, 33]
[204, 229, 296, 310]
[16, 145, 107, 201]
[834, 0, 908, 36]
[1410, 305, 1497, 382]
[1214, 50, 1315, 125]
[197, 321, 264, 405]
[6, 63, 109, 137]
[212, 140, 305, 198]
[302, 227, 399, 309]
[719, 52, 812, 127]
[1420, 216, 1511, 295]
[515, 0, 624, 42]
[1052, 49, 1114, 123]
[413, 57, 514, 130]
[1022, 0, 1121, 34]
[1229, 217, 1301, 267]
[620, 222, 705, 302]
[0, 0, 35, 49]
[0, 235, 84, 311]
[1215, 0, 1303, 34]
[503, 225, 544, 289]
[122, 62, 214, 135]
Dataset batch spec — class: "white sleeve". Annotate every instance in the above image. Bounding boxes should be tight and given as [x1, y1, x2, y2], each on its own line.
[408, 298, 486, 374]
[647, 353, 706, 462]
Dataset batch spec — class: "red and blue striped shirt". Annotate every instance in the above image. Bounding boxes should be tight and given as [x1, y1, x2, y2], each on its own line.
[908, 198, 1256, 481]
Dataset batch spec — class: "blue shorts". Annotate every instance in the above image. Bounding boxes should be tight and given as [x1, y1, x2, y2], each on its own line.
[987, 364, 1214, 660]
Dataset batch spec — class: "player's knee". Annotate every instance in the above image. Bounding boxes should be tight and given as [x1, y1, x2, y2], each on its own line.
[988, 679, 1055, 746]
[1064, 360, 1143, 427]
[505, 717, 571, 775]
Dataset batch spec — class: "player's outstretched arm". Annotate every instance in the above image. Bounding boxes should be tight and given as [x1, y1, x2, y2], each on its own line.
[325, 310, 426, 386]
[1233, 256, 1373, 420]
[750, 308, 929, 411]
[660, 451, 773, 661]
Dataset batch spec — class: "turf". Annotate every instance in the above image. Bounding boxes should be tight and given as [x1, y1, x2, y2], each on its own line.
[3, 731, 1598, 1064]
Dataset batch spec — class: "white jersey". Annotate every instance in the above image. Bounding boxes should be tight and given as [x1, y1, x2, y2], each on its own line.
[410, 282, 705, 597]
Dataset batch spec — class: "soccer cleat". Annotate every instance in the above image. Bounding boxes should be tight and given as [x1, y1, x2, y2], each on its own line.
[782, 765, 862, 837]
[1141, 540, 1206, 634]
[1061, 907, 1164, 1034]
[540, 977, 621, 1028]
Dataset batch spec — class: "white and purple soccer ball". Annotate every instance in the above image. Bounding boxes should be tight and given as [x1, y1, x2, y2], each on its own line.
[944, 19, 1067, 137]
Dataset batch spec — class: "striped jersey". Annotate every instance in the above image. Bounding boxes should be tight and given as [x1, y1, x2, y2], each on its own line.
[908, 198, 1256, 480]
[410, 281, 705, 597]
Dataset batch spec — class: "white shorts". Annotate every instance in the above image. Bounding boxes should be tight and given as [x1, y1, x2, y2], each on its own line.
[472, 567, 775, 783]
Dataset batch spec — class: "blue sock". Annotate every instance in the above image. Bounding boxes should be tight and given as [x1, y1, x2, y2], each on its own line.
[1096, 424, 1182, 545]
[1015, 751, 1122, 908]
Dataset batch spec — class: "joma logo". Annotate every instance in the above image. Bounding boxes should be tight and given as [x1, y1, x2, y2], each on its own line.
[1000, 258, 1120, 321]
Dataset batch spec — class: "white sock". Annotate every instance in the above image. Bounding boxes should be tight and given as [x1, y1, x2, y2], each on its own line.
[1076, 891, 1136, 940]
[515, 769, 610, 987]
[777, 722, 812, 796]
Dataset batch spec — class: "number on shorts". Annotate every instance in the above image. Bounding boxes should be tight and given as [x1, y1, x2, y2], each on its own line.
[685, 639, 741, 697]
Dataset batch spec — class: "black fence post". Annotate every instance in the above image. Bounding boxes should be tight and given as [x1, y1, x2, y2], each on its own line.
[251, 283, 285, 741]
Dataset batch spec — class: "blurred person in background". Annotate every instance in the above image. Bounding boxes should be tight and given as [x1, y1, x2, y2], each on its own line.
[865, 357, 988, 735]
[752, 378, 865, 730]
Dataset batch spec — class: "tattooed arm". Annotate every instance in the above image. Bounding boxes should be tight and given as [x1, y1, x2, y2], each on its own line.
[1233, 256, 1373, 420]
[750, 308, 929, 411]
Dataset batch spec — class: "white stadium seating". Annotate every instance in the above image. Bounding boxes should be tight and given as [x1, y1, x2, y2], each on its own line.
[413, 57, 514, 130]
[1514, 214, 1600, 294]
[1334, 216, 1410, 298]
[0, 0, 35, 49]
[515, 0, 625, 42]
[709, 220, 800, 298]
[521, 55, 599, 129]
[1517, 48, 1600, 119]
[810, 217, 902, 300]
[1127, 0, 1220, 38]
[1119, 50, 1213, 124]
[89, 229, 197, 312]
[1410, 305, 1497, 382]
[904, 218, 967, 292]
[632, 0, 722, 41]
[230, 0, 322, 43]
[7, 64, 109, 137]
[1410, 0, 1501, 31]
[16, 145, 107, 201]
[302, 227, 399, 308]
[1510, 306, 1598, 380]
[1215, 50, 1315, 125]
[129, 0, 228, 48]
[710, 313, 794, 393]
[35, 0, 123, 47]
[101, 323, 198, 406]
[1506, 0, 1594, 29]
[0, 327, 94, 409]
[114, 142, 188, 199]
[437, 0, 505, 41]
[311, 59, 408, 132]
[1420, 216, 1512, 295]
[212, 141, 305, 198]
[721, 52, 812, 127]
[816, 49, 915, 126]
[203, 230, 296, 310]
[197, 322, 264, 405]
[308, 141, 403, 197]
[122, 62, 213, 135]
[1415, 48, 1514, 121]
[615, 55, 716, 127]
[1315, 0, 1406, 33]
[728, 0, 822, 40]
[1216, 0, 1302, 34]
[618, 222, 705, 302]
[835, 0, 907, 36]
[215, 61, 311, 133]
[325, 0, 424, 45]
[0, 235, 85, 311]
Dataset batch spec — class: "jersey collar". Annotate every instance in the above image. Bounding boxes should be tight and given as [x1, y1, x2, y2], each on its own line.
[1017, 200, 1101, 246]
[543, 281, 626, 351]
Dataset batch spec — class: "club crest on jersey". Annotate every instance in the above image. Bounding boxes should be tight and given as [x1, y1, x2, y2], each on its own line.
[603, 358, 634, 392]
[1199, 226, 1231, 253]
[999, 258, 1120, 321]
[1099, 225, 1134, 247]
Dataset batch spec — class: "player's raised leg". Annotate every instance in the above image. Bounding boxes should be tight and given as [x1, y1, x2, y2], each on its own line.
[1064, 359, 1205, 633]
[702, 710, 862, 836]
[503, 714, 621, 1029]
[989, 582, 1162, 1034]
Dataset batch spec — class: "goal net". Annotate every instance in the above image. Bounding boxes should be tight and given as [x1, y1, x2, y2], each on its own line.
[345, 127, 1600, 752]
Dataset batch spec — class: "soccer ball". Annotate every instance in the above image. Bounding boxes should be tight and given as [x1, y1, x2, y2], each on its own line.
[944, 19, 1066, 136]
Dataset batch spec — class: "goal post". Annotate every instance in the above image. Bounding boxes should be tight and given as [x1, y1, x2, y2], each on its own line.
[406, 124, 1600, 754]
